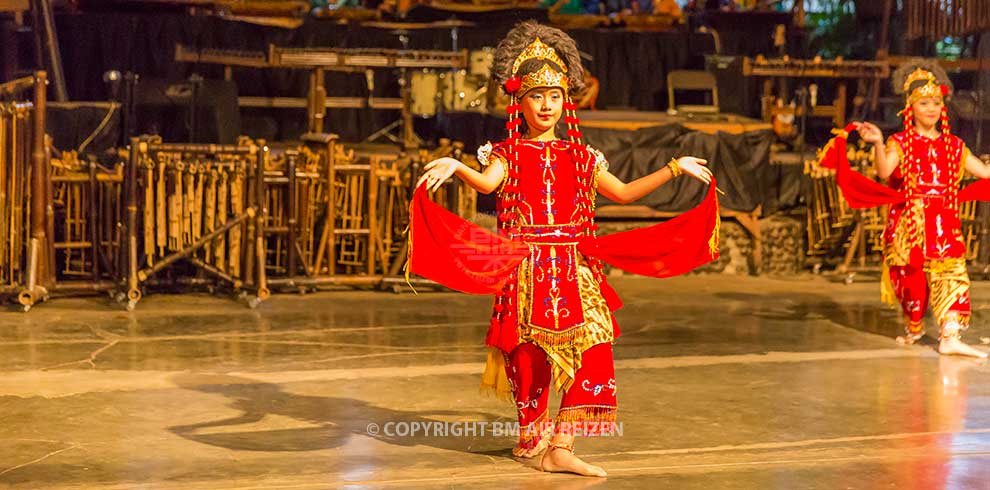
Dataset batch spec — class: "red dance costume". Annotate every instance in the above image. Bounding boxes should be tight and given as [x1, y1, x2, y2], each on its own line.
[408, 34, 720, 452]
[884, 130, 972, 336]
[819, 66, 990, 341]
[485, 140, 624, 449]
[409, 138, 720, 450]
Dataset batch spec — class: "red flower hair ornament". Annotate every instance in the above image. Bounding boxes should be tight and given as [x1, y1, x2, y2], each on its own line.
[504, 76, 522, 95]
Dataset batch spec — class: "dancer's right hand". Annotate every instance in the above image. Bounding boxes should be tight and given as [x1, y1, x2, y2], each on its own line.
[855, 122, 884, 146]
[676, 156, 713, 185]
[416, 157, 461, 193]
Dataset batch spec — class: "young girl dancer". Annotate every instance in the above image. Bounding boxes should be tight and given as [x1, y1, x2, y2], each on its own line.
[409, 21, 722, 476]
[824, 61, 989, 358]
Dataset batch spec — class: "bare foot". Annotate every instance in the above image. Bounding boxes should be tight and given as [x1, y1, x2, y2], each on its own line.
[540, 446, 607, 477]
[938, 336, 989, 359]
[512, 437, 549, 458]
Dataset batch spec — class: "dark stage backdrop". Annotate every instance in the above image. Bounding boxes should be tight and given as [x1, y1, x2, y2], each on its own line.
[47, 103, 121, 155]
[51, 12, 802, 213]
[584, 124, 789, 214]
[437, 112, 799, 215]
[52, 12, 781, 140]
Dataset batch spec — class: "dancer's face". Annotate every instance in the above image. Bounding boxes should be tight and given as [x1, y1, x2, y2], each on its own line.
[912, 96, 943, 130]
[521, 87, 564, 138]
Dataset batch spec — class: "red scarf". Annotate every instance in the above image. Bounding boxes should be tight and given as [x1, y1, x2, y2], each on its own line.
[408, 181, 721, 294]
[818, 123, 990, 207]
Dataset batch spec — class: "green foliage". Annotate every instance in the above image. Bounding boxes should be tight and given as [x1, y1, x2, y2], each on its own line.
[935, 37, 964, 59]
[804, 0, 858, 58]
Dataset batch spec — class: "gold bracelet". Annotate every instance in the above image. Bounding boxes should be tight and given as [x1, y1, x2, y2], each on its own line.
[667, 158, 682, 177]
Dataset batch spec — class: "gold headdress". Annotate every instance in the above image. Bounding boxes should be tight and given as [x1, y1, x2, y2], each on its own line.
[511, 38, 568, 76]
[892, 61, 953, 135]
[903, 68, 945, 105]
[496, 23, 584, 144]
[519, 63, 568, 95]
[505, 38, 569, 95]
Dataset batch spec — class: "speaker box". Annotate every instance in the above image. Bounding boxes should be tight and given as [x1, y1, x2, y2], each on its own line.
[704, 55, 756, 117]
[134, 78, 241, 144]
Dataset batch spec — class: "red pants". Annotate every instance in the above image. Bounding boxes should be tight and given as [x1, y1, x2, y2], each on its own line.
[889, 258, 971, 336]
[505, 342, 617, 450]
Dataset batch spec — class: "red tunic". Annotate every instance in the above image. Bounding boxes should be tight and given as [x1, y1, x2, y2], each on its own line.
[484, 140, 615, 354]
[884, 131, 969, 262]
[406, 137, 722, 391]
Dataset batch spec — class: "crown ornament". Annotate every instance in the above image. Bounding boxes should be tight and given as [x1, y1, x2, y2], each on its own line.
[903, 67, 948, 104]
[517, 63, 569, 95]
[511, 38, 568, 77]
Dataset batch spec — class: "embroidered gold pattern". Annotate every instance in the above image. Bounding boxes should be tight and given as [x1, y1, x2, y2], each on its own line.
[519, 63, 569, 95]
[903, 68, 944, 105]
[927, 258, 970, 327]
[511, 38, 568, 76]
[517, 257, 614, 393]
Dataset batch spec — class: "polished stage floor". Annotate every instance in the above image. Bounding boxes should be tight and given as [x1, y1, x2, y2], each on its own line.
[2, 274, 990, 489]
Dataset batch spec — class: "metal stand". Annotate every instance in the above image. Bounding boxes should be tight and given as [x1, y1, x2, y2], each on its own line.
[364, 31, 422, 150]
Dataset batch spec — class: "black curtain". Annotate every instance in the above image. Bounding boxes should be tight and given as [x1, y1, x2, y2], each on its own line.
[438, 112, 794, 214]
[53, 12, 715, 140]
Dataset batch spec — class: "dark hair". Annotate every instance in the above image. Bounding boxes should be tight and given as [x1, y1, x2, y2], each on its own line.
[492, 21, 585, 95]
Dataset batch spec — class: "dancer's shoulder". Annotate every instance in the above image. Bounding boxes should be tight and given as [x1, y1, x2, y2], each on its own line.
[477, 141, 510, 167]
[575, 144, 609, 171]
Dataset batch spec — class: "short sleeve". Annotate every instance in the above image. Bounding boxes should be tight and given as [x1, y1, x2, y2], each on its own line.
[885, 136, 903, 162]
[477, 142, 493, 166]
[587, 146, 609, 173]
[585, 145, 609, 189]
[477, 142, 506, 170]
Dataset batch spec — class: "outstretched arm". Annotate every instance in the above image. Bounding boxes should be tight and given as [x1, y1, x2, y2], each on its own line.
[415, 157, 506, 194]
[965, 152, 990, 179]
[597, 157, 712, 205]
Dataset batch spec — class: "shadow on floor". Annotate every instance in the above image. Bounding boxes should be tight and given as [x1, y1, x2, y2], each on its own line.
[167, 373, 513, 454]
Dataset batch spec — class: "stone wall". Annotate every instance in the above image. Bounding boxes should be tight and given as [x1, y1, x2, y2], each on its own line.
[597, 214, 806, 276]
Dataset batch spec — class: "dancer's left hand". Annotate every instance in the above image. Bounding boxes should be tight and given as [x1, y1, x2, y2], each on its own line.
[678, 157, 713, 185]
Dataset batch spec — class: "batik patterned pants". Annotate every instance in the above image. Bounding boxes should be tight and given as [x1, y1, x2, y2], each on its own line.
[505, 342, 617, 450]
[889, 256, 970, 337]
